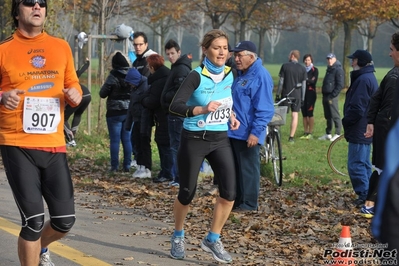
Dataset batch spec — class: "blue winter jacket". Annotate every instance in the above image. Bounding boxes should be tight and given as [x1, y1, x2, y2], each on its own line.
[228, 58, 274, 145]
[342, 65, 378, 144]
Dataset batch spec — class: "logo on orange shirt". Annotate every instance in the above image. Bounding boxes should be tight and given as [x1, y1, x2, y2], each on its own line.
[30, 56, 46, 69]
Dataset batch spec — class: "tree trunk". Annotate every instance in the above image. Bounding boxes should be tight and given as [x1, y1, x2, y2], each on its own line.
[368, 38, 373, 54]
[343, 21, 354, 89]
[258, 28, 266, 61]
[240, 20, 246, 42]
[97, 0, 106, 134]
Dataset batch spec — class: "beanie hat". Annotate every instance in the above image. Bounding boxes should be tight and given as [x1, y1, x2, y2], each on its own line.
[125, 68, 142, 86]
[347, 50, 372, 67]
[112, 52, 130, 70]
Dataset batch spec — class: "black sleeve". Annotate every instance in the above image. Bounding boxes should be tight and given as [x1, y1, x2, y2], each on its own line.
[307, 68, 318, 88]
[169, 71, 201, 117]
[331, 67, 344, 98]
[367, 85, 383, 124]
[141, 81, 162, 110]
[99, 74, 116, 98]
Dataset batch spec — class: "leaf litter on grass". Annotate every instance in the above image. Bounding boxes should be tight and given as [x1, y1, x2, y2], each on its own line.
[70, 158, 375, 266]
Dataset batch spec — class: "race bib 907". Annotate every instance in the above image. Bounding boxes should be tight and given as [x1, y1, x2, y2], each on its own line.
[23, 97, 61, 134]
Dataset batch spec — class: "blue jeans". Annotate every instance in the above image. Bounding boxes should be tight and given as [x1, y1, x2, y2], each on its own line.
[106, 115, 132, 171]
[348, 142, 372, 200]
[168, 115, 183, 183]
[230, 138, 260, 210]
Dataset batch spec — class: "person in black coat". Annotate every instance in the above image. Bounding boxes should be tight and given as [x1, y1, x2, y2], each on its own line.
[161, 39, 192, 186]
[143, 54, 173, 183]
[99, 52, 132, 172]
[125, 68, 152, 178]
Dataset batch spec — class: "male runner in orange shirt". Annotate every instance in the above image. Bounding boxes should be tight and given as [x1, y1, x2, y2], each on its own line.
[0, 0, 82, 265]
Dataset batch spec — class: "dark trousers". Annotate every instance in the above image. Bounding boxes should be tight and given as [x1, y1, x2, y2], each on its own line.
[132, 122, 152, 170]
[230, 138, 260, 210]
[322, 95, 342, 135]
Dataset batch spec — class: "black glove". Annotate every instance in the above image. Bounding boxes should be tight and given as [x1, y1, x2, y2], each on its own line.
[275, 94, 281, 103]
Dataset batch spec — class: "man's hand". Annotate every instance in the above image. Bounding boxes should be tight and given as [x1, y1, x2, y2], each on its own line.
[229, 115, 240, 130]
[1, 89, 25, 110]
[63, 88, 82, 106]
[364, 124, 374, 138]
[247, 133, 259, 148]
[275, 94, 281, 103]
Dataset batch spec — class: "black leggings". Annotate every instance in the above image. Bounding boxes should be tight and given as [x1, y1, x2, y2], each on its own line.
[0, 146, 75, 241]
[177, 130, 236, 205]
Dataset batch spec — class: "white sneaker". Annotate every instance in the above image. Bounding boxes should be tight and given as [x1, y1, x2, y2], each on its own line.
[39, 250, 55, 266]
[66, 140, 77, 147]
[130, 160, 137, 168]
[136, 168, 151, 179]
[132, 165, 144, 178]
[318, 134, 332, 140]
[330, 134, 340, 141]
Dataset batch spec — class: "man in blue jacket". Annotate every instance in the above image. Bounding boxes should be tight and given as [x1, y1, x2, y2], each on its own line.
[228, 41, 274, 212]
[342, 50, 378, 208]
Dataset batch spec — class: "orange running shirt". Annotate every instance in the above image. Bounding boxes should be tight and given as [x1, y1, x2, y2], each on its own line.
[0, 30, 82, 149]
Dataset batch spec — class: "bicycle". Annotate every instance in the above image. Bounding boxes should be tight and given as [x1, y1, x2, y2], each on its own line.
[327, 134, 348, 176]
[260, 89, 295, 186]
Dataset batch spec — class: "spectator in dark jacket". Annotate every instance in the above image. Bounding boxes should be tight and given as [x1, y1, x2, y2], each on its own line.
[342, 50, 378, 208]
[161, 39, 192, 186]
[319, 53, 344, 141]
[299, 54, 318, 139]
[99, 52, 132, 172]
[142, 54, 173, 183]
[131, 31, 157, 77]
[125, 68, 152, 178]
[363, 32, 399, 217]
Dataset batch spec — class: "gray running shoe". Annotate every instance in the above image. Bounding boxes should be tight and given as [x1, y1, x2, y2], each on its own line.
[170, 236, 185, 260]
[39, 250, 55, 266]
[201, 238, 232, 263]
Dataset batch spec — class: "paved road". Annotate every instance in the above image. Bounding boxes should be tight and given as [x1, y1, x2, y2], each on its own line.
[0, 171, 221, 266]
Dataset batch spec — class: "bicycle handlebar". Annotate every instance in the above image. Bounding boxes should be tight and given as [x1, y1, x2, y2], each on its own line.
[275, 96, 296, 106]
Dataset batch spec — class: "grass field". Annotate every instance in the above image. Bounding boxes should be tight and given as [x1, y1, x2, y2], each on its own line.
[70, 61, 387, 188]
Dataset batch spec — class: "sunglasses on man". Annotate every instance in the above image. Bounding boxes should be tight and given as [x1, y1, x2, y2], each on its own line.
[20, 0, 46, 8]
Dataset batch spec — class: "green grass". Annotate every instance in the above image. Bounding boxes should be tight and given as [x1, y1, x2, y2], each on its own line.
[70, 60, 384, 189]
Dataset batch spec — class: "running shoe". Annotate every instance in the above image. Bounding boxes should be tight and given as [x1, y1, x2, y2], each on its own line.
[39, 250, 55, 266]
[360, 205, 374, 219]
[66, 140, 77, 147]
[304, 134, 313, 139]
[318, 134, 332, 140]
[170, 236, 185, 260]
[299, 133, 309, 139]
[330, 134, 340, 141]
[201, 237, 232, 264]
[169, 181, 180, 187]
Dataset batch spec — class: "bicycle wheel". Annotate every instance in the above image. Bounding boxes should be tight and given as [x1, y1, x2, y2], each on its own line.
[271, 130, 283, 186]
[327, 135, 348, 176]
